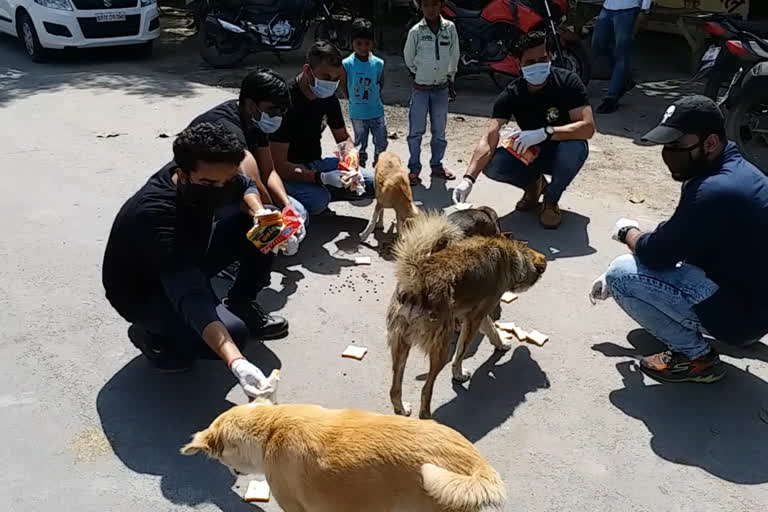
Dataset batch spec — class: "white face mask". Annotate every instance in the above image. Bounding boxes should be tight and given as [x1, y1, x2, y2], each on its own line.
[253, 111, 283, 134]
[521, 61, 552, 86]
[309, 68, 339, 99]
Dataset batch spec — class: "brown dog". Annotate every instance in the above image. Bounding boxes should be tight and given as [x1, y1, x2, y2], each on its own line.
[387, 212, 547, 419]
[360, 151, 418, 243]
[181, 399, 506, 512]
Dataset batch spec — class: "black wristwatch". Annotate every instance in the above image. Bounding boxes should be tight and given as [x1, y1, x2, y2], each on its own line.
[545, 126, 555, 140]
[618, 225, 636, 244]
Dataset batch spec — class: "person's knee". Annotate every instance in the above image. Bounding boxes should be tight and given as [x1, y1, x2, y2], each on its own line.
[605, 254, 639, 294]
[305, 188, 332, 216]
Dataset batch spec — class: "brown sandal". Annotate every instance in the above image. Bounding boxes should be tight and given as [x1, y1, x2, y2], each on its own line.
[409, 173, 422, 186]
[431, 167, 456, 181]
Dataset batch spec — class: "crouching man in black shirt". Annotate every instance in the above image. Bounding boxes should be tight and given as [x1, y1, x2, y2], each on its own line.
[102, 123, 287, 390]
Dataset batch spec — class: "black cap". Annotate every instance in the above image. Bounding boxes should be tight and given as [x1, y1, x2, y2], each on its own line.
[641, 95, 725, 145]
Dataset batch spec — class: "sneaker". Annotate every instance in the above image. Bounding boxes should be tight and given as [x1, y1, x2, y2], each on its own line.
[224, 298, 289, 340]
[127, 325, 195, 373]
[539, 199, 562, 229]
[639, 349, 726, 383]
[516, 175, 547, 211]
[596, 98, 619, 114]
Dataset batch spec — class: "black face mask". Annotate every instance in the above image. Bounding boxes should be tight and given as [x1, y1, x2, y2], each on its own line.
[178, 178, 236, 208]
[662, 141, 709, 182]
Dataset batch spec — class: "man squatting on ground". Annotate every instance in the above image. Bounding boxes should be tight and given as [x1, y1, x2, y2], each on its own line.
[453, 31, 595, 229]
[103, 124, 284, 396]
[591, 95, 768, 383]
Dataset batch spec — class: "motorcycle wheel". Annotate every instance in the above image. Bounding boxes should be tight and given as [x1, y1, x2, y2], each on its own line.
[726, 87, 768, 173]
[316, 19, 351, 51]
[557, 39, 591, 86]
[199, 16, 248, 68]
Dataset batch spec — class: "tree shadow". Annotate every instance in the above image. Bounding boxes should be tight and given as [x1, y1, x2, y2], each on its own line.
[499, 209, 595, 260]
[608, 360, 768, 485]
[96, 346, 280, 510]
[432, 346, 550, 443]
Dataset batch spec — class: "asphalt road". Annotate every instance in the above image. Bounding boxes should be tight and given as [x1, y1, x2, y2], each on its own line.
[1, 26, 767, 512]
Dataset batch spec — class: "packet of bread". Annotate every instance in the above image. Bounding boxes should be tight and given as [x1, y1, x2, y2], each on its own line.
[500, 125, 540, 165]
[335, 142, 366, 195]
[247, 207, 301, 254]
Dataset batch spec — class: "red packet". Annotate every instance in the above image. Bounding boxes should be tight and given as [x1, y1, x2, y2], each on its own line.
[247, 207, 302, 254]
[503, 135, 540, 165]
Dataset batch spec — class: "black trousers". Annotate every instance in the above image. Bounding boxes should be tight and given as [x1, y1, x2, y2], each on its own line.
[131, 211, 273, 358]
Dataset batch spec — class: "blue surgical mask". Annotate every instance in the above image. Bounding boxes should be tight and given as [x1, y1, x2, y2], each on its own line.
[521, 61, 551, 86]
[253, 112, 283, 134]
[309, 69, 339, 99]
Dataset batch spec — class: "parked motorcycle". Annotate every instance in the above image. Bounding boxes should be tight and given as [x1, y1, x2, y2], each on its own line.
[198, 0, 351, 68]
[407, 0, 590, 89]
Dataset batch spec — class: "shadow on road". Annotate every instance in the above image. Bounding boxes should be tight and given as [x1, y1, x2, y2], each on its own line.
[432, 346, 550, 443]
[499, 208, 596, 260]
[592, 330, 768, 485]
[96, 347, 280, 510]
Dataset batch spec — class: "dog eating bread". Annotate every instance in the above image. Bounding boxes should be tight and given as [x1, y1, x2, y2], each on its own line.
[360, 151, 418, 243]
[181, 399, 506, 512]
[387, 210, 547, 419]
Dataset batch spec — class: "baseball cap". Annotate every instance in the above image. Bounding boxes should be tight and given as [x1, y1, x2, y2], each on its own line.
[641, 95, 725, 145]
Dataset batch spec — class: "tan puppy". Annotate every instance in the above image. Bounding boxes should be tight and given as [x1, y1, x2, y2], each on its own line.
[388, 213, 548, 419]
[181, 401, 506, 512]
[360, 151, 418, 243]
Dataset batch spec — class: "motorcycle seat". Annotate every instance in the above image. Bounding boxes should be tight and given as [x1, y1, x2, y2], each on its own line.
[729, 18, 768, 39]
[447, 2, 480, 18]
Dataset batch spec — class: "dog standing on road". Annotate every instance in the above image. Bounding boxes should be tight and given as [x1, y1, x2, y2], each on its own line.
[387, 211, 548, 419]
[360, 151, 418, 243]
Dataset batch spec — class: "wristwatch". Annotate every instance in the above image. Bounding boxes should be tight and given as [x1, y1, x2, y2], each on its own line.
[545, 126, 555, 140]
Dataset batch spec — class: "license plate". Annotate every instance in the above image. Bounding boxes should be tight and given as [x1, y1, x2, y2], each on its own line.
[701, 45, 721, 63]
[96, 12, 126, 22]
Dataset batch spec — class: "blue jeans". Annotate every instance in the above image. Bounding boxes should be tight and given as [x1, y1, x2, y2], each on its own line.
[283, 157, 375, 216]
[483, 140, 589, 203]
[591, 7, 639, 100]
[605, 254, 720, 359]
[407, 87, 449, 173]
[352, 116, 389, 168]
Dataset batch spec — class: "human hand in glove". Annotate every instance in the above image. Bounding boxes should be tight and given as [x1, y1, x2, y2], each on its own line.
[452, 177, 474, 204]
[230, 358, 275, 399]
[252, 208, 273, 224]
[589, 273, 611, 305]
[512, 128, 547, 154]
[612, 218, 640, 242]
[319, 170, 355, 189]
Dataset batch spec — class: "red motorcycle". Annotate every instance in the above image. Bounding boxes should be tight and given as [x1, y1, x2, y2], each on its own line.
[410, 0, 590, 89]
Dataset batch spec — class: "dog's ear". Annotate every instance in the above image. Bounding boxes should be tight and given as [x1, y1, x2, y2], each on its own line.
[180, 429, 213, 456]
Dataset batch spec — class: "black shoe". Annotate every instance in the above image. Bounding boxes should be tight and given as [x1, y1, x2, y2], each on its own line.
[127, 325, 195, 373]
[596, 98, 619, 114]
[620, 79, 637, 98]
[224, 298, 289, 340]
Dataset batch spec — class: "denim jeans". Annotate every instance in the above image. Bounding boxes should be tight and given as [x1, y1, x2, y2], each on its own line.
[407, 87, 449, 173]
[483, 140, 589, 203]
[591, 7, 640, 100]
[283, 156, 375, 216]
[605, 254, 719, 359]
[352, 116, 389, 168]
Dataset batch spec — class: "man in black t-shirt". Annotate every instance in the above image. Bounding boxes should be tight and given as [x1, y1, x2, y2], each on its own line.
[270, 41, 375, 216]
[453, 31, 595, 229]
[102, 124, 288, 389]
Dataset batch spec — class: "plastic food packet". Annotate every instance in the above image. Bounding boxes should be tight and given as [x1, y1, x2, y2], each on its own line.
[500, 125, 540, 166]
[247, 207, 302, 254]
[335, 142, 366, 196]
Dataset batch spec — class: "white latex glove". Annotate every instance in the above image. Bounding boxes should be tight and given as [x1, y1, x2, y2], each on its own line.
[512, 128, 547, 153]
[453, 177, 474, 204]
[231, 358, 270, 398]
[612, 218, 640, 242]
[589, 273, 610, 305]
[295, 219, 306, 243]
[319, 170, 353, 189]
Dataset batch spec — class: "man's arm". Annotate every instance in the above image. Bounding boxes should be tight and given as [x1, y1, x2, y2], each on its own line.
[254, 146, 291, 208]
[466, 118, 505, 179]
[270, 140, 316, 184]
[551, 105, 596, 141]
[448, 23, 460, 83]
[328, 96, 351, 144]
[331, 125, 351, 144]
[240, 151, 270, 207]
[404, 27, 417, 75]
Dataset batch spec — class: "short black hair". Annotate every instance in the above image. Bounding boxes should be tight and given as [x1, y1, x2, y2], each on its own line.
[515, 30, 548, 58]
[351, 18, 374, 42]
[240, 68, 291, 111]
[306, 40, 343, 69]
[173, 123, 245, 174]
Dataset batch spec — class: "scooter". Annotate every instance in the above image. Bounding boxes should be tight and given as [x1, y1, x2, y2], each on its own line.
[434, 0, 591, 89]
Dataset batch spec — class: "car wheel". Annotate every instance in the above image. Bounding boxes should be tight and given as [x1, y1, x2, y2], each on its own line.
[134, 41, 153, 58]
[18, 12, 48, 62]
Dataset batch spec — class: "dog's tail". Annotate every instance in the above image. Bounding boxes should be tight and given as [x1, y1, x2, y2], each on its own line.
[421, 463, 506, 510]
[392, 212, 462, 283]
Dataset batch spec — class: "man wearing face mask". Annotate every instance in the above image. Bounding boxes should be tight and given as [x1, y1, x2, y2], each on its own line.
[188, 68, 308, 256]
[102, 124, 285, 395]
[269, 41, 375, 216]
[591, 95, 768, 383]
[453, 31, 595, 229]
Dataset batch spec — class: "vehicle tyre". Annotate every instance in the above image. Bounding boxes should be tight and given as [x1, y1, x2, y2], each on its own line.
[315, 20, 350, 51]
[18, 12, 49, 63]
[134, 41, 153, 58]
[558, 38, 591, 86]
[726, 86, 768, 173]
[199, 15, 247, 68]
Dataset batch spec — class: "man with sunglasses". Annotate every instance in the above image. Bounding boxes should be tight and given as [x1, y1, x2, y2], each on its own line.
[269, 40, 375, 216]
[591, 95, 768, 383]
[103, 123, 284, 393]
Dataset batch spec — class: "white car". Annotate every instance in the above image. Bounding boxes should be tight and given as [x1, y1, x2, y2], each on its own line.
[0, 0, 160, 61]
